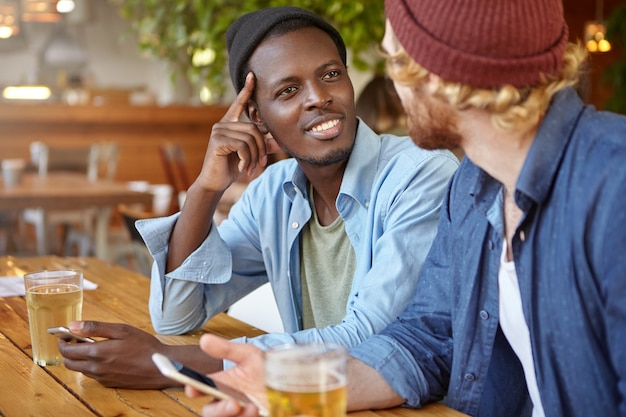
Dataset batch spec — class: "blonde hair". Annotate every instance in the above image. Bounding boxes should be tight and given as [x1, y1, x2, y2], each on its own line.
[384, 43, 587, 131]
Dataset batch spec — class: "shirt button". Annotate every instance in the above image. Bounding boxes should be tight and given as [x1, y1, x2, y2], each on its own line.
[520, 230, 526, 241]
[479, 310, 489, 320]
[489, 241, 494, 250]
[291, 222, 299, 229]
[464, 373, 475, 381]
[365, 201, 370, 208]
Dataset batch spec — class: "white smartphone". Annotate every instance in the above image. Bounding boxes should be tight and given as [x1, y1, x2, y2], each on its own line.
[151, 353, 268, 416]
[47, 326, 95, 343]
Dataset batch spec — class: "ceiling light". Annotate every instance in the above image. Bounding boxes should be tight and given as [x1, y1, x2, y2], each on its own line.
[0, 0, 19, 38]
[2, 85, 52, 100]
[56, 0, 75, 14]
[585, 0, 612, 53]
[0, 26, 14, 38]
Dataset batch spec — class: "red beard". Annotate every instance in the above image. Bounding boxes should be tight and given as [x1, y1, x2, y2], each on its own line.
[406, 91, 463, 151]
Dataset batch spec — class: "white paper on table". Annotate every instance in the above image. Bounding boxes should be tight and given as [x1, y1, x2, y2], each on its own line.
[0, 276, 98, 298]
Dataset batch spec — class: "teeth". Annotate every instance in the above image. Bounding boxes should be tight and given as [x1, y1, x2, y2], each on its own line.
[310, 119, 339, 132]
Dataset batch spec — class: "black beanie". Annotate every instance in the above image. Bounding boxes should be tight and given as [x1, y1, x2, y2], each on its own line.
[226, 6, 347, 93]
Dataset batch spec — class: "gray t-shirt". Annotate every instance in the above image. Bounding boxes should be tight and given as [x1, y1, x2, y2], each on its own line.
[300, 185, 356, 329]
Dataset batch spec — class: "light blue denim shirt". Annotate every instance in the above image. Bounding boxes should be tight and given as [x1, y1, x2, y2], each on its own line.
[351, 88, 626, 417]
[136, 120, 459, 351]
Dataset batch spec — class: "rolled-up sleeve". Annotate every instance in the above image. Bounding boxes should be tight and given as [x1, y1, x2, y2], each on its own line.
[136, 213, 233, 334]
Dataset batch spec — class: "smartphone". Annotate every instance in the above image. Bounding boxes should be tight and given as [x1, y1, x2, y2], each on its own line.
[151, 353, 268, 416]
[47, 326, 95, 343]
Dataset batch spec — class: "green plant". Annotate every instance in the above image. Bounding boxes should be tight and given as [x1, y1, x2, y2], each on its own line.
[602, 2, 626, 113]
[111, 0, 385, 102]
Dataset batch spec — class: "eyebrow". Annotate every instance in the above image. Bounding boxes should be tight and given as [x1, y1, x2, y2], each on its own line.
[267, 60, 343, 91]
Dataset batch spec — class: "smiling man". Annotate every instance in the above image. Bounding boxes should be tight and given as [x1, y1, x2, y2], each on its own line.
[57, 6, 457, 389]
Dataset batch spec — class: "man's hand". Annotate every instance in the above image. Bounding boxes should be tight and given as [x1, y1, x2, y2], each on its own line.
[198, 399, 261, 417]
[58, 321, 214, 389]
[185, 334, 267, 417]
[197, 72, 270, 193]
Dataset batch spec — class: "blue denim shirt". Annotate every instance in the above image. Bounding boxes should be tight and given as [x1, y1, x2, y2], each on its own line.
[136, 120, 459, 351]
[351, 88, 626, 417]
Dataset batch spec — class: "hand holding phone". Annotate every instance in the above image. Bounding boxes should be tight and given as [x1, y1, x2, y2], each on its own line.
[48, 326, 95, 343]
[151, 353, 268, 416]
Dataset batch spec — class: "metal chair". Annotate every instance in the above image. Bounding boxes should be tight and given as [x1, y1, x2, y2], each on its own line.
[22, 142, 119, 256]
[63, 142, 121, 257]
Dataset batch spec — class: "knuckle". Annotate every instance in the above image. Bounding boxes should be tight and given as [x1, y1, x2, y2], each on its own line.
[81, 321, 97, 333]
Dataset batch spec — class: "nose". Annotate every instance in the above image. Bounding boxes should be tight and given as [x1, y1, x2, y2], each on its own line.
[304, 81, 332, 109]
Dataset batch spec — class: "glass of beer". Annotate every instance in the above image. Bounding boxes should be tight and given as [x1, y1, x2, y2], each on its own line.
[264, 342, 347, 417]
[23, 270, 83, 366]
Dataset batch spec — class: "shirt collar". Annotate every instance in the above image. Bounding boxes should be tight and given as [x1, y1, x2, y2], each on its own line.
[339, 119, 380, 207]
[516, 87, 586, 205]
[468, 87, 587, 213]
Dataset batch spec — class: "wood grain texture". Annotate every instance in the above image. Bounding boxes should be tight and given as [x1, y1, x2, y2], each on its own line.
[0, 103, 228, 186]
[0, 256, 466, 417]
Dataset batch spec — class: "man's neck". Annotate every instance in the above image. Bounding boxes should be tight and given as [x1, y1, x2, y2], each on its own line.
[300, 162, 346, 226]
[460, 109, 537, 193]
[459, 109, 538, 260]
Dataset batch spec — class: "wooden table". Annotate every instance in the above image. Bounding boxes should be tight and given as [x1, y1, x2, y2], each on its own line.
[0, 173, 152, 259]
[0, 256, 467, 417]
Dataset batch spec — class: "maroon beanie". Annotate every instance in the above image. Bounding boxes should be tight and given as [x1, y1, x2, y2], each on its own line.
[385, 0, 569, 89]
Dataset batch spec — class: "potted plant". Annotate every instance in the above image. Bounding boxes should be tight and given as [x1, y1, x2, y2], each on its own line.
[110, 0, 385, 103]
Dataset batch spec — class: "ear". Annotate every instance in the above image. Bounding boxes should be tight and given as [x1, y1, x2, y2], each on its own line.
[264, 133, 282, 155]
[246, 101, 269, 135]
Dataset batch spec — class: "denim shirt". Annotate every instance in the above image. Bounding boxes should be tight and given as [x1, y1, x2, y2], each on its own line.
[136, 120, 459, 352]
[351, 88, 626, 417]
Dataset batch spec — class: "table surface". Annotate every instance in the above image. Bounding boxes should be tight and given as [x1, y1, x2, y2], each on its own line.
[0, 172, 154, 259]
[0, 256, 467, 417]
[0, 172, 153, 211]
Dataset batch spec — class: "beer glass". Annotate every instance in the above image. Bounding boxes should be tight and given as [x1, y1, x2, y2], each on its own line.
[264, 342, 347, 417]
[23, 270, 83, 366]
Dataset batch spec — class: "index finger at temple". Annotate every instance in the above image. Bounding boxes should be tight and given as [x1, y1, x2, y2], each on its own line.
[223, 72, 255, 123]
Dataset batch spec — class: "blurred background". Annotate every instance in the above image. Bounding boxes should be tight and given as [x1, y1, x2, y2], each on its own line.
[0, 0, 623, 111]
[0, 0, 624, 264]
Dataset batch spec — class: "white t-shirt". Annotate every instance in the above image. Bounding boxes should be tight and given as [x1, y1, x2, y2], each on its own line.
[498, 240, 546, 417]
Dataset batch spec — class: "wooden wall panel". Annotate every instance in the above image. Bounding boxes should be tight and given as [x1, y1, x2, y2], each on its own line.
[0, 103, 228, 185]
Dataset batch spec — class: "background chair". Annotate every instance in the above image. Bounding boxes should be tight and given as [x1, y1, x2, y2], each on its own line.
[158, 142, 191, 213]
[23, 142, 99, 255]
[113, 203, 155, 276]
[30, 141, 100, 181]
[95, 142, 120, 182]
[63, 142, 121, 256]
[0, 210, 21, 254]
[22, 141, 119, 256]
